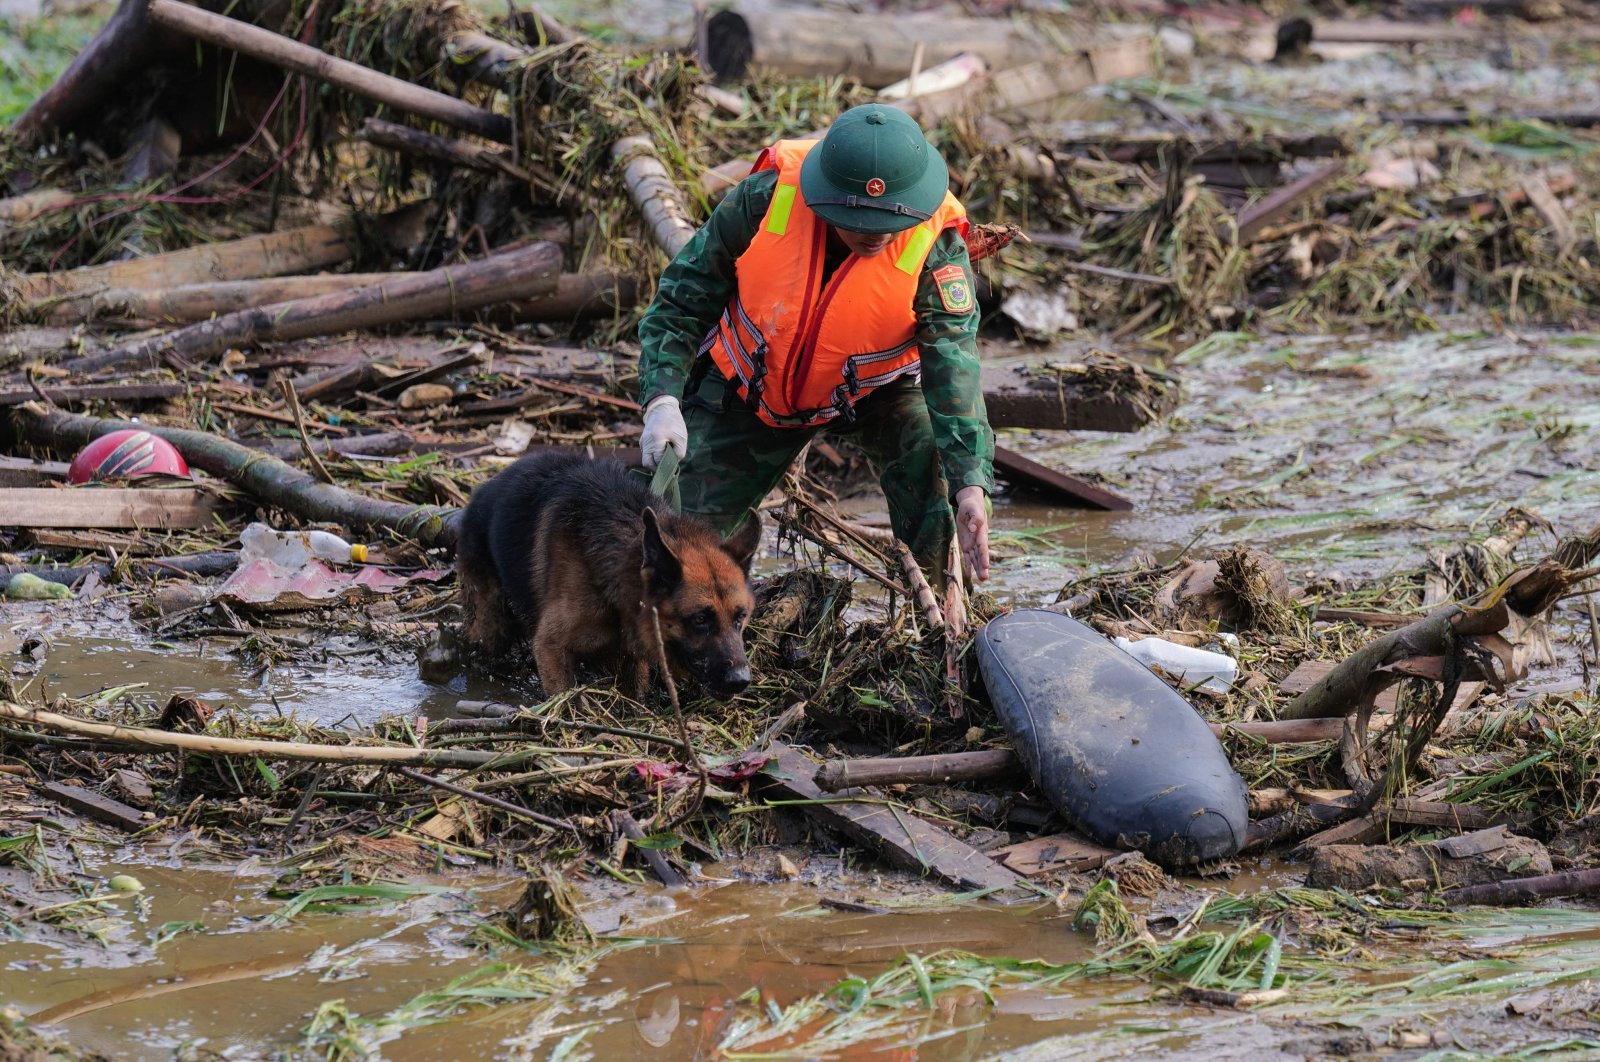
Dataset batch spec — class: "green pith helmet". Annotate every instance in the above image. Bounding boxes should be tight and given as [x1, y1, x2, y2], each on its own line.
[799, 105, 950, 235]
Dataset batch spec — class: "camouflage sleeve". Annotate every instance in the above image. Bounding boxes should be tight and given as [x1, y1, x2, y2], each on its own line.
[636, 170, 777, 405]
[916, 229, 995, 495]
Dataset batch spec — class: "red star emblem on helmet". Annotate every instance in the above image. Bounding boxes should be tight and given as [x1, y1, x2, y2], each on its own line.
[865, 177, 886, 197]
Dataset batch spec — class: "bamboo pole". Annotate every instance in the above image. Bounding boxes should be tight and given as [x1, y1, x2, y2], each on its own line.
[146, 0, 514, 143]
[56, 241, 562, 376]
[13, 404, 462, 547]
[0, 702, 517, 767]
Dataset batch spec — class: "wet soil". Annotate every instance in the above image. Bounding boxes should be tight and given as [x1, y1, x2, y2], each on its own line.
[3, 330, 1598, 1057]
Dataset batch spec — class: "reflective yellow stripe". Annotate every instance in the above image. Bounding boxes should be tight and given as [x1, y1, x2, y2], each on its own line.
[767, 184, 798, 235]
[894, 225, 936, 274]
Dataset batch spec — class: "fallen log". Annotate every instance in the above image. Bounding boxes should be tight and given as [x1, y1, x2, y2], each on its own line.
[12, 403, 460, 547]
[0, 381, 187, 408]
[5, 212, 417, 306]
[252, 430, 416, 461]
[56, 241, 562, 377]
[760, 743, 1025, 891]
[1446, 867, 1600, 906]
[147, 0, 514, 143]
[0, 701, 520, 767]
[0, 189, 76, 230]
[358, 117, 529, 182]
[815, 750, 1016, 791]
[41, 270, 637, 329]
[702, 7, 1102, 87]
[613, 136, 698, 258]
[0, 551, 239, 585]
[814, 719, 1358, 792]
[494, 272, 642, 326]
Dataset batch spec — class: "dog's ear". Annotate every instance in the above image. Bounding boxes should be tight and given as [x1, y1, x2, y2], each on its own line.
[641, 507, 682, 594]
[722, 512, 762, 575]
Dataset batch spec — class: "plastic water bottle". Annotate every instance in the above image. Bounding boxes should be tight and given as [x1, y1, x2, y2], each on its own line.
[1112, 635, 1238, 695]
[239, 522, 368, 567]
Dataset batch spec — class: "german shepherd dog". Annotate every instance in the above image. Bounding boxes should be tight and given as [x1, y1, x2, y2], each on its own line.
[455, 453, 760, 699]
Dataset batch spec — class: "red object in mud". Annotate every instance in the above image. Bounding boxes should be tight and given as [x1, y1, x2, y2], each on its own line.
[66, 430, 191, 484]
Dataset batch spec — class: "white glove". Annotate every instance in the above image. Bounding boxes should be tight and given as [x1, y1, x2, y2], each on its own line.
[641, 395, 689, 468]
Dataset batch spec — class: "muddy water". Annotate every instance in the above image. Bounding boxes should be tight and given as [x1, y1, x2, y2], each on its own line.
[4, 331, 1600, 1057]
[986, 330, 1599, 598]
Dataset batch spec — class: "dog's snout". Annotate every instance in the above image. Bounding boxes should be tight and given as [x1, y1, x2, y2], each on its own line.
[713, 663, 752, 698]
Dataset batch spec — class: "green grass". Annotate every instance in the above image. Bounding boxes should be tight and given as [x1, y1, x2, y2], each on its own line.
[0, 15, 99, 126]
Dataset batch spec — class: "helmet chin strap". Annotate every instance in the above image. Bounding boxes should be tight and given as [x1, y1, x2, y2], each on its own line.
[806, 195, 933, 221]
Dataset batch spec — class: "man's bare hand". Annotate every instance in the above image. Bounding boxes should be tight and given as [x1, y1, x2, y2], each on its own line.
[953, 485, 990, 582]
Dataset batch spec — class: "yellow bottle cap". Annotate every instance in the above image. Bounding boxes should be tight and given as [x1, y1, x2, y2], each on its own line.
[350, 544, 368, 563]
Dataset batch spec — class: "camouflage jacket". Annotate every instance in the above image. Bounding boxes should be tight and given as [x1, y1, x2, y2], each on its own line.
[637, 168, 995, 495]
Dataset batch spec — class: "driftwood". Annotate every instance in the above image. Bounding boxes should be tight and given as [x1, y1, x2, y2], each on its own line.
[147, 0, 513, 143]
[0, 550, 238, 585]
[6, 212, 422, 306]
[56, 241, 562, 377]
[815, 750, 1016, 791]
[613, 136, 699, 258]
[761, 743, 1025, 891]
[993, 447, 1133, 511]
[0, 189, 76, 231]
[0, 701, 515, 767]
[13, 403, 460, 547]
[0, 381, 187, 408]
[702, 7, 1107, 86]
[358, 117, 529, 182]
[1236, 161, 1345, 245]
[1447, 867, 1600, 906]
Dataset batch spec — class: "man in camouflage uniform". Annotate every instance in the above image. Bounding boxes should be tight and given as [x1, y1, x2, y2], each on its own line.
[637, 104, 994, 582]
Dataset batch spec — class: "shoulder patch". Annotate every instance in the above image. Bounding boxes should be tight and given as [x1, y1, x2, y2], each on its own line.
[932, 263, 974, 313]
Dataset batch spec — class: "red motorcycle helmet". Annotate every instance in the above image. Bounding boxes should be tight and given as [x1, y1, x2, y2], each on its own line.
[67, 429, 191, 484]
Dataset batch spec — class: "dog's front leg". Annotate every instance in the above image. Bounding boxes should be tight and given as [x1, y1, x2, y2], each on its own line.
[532, 624, 576, 695]
[617, 653, 651, 699]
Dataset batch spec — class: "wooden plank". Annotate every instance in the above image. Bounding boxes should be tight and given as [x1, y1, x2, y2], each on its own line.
[993, 446, 1133, 511]
[1236, 160, 1344, 245]
[0, 381, 187, 408]
[0, 456, 70, 487]
[762, 743, 1026, 892]
[0, 488, 217, 529]
[990, 833, 1119, 876]
[38, 780, 151, 831]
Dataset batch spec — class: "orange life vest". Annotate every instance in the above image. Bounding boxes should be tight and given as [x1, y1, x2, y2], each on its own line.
[703, 139, 968, 428]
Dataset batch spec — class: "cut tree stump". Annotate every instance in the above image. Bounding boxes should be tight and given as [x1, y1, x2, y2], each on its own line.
[761, 743, 1026, 892]
[0, 487, 217, 529]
